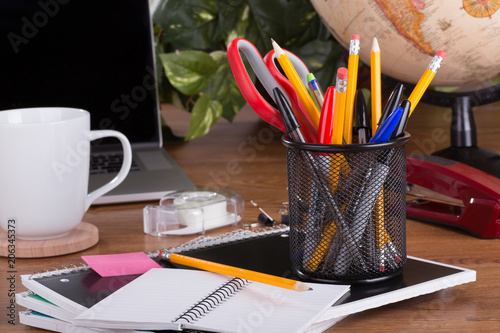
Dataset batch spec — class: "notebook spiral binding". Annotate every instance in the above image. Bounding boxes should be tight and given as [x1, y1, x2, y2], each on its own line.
[29, 263, 90, 279]
[148, 224, 289, 258]
[173, 277, 250, 324]
[27, 225, 290, 278]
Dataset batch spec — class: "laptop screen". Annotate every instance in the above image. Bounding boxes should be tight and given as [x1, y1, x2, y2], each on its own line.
[0, 0, 160, 147]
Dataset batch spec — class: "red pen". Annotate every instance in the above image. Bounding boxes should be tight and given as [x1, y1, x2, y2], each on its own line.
[317, 86, 336, 144]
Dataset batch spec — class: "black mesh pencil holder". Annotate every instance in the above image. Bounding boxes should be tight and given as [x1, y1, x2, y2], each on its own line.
[282, 133, 410, 284]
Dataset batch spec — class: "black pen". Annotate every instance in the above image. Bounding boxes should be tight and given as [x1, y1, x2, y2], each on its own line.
[354, 89, 371, 144]
[273, 87, 366, 270]
[379, 83, 404, 127]
[273, 88, 306, 143]
[333, 148, 397, 276]
[390, 99, 411, 139]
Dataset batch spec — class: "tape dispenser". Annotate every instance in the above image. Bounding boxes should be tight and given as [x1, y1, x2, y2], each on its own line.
[143, 189, 244, 236]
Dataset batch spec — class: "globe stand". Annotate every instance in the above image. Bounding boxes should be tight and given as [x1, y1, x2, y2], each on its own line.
[417, 84, 500, 179]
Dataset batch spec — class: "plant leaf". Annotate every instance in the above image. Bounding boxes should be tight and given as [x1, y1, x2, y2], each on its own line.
[216, 1, 260, 48]
[205, 51, 246, 122]
[244, 0, 321, 50]
[186, 93, 223, 140]
[159, 50, 218, 95]
[154, 0, 220, 50]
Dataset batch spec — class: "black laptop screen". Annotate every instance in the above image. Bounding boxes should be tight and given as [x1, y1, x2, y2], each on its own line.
[0, 0, 160, 146]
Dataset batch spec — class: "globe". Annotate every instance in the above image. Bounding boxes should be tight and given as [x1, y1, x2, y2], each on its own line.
[310, 0, 500, 88]
[311, 0, 500, 178]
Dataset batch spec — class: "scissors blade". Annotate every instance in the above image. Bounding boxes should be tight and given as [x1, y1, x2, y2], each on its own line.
[227, 38, 286, 133]
[263, 50, 318, 143]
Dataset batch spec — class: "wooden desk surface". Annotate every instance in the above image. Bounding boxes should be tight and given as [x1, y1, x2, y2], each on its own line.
[2, 102, 500, 332]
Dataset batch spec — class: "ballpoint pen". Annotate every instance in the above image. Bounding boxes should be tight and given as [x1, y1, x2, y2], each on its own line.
[408, 50, 446, 116]
[344, 35, 360, 144]
[354, 89, 371, 144]
[371, 36, 382, 132]
[363, 98, 407, 272]
[390, 100, 411, 139]
[273, 88, 306, 143]
[306, 86, 337, 271]
[333, 150, 393, 276]
[307, 72, 325, 110]
[379, 83, 404, 126]
[273, 87, 366, 271]
[372, 101, 410, 272]
[369, 105, 404, 143]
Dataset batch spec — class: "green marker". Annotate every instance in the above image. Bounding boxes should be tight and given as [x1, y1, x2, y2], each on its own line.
[306, 73, 324, 111]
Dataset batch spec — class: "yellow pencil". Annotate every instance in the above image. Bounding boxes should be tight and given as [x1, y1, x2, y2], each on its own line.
[271, 39, 320, 129]
[374, 189, 386, 250]
[371, 36, 382, 132]
[331, 67, 349, 191]
[332, 67, 348, 145]
[305, 223, 337, 272]
[159, 251, 311, 292]
[343, 35, 360, 144]
[408, 50, 446, 116]
[303, 67, 351, 273]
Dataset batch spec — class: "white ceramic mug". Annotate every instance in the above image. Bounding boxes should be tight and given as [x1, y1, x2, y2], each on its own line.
[0, 107, 132, 240]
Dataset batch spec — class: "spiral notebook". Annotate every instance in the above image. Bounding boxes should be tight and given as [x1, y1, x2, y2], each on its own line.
[19, 226, 475, 332]
[16, 291, 74, 323]
[72, 268, 349, 332]
[19, 310, 102, 333]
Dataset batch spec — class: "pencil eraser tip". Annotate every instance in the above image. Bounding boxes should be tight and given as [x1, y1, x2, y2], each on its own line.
[337, 67, 348, 80]
[351, 34, 360, 40]
[436, 50, 446, 59]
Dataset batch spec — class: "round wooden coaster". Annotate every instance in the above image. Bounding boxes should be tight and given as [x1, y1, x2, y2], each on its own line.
[0, 222, 99, 258]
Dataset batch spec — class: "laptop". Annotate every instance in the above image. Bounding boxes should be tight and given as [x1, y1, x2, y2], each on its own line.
[0, 0, 195, 204]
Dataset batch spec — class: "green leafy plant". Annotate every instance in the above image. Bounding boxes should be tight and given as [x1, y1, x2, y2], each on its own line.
[153, 0, 344, 140]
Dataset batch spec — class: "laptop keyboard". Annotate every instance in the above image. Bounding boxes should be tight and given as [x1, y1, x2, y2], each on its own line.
[90, 153, 140, 175]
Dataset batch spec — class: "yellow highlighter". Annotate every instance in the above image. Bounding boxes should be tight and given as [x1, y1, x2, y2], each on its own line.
[408, 50, 446, 116]
[272, 39, 320, 129]
[343, 35, 360, 144]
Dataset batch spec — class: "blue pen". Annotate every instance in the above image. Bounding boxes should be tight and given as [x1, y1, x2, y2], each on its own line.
[307, 73, 324, 109]
[369, 106, 404, 143]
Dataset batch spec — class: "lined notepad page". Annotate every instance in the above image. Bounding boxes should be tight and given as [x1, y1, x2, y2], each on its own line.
[74, 268, 349, 333]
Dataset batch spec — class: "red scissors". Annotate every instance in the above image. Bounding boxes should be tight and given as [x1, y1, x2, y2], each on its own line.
[227, 38, 317, 143]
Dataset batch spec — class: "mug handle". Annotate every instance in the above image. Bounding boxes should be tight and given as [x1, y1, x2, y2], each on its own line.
[85, 130, 132, 209]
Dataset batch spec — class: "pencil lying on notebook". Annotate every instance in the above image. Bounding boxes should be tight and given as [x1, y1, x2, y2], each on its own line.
[159, 251, 312, 292]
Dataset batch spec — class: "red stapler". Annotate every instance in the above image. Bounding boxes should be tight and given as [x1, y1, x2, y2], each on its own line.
[406, 154, 500, 238]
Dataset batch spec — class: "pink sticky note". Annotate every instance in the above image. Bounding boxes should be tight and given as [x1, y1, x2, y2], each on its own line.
[82, 252, 161, 277]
